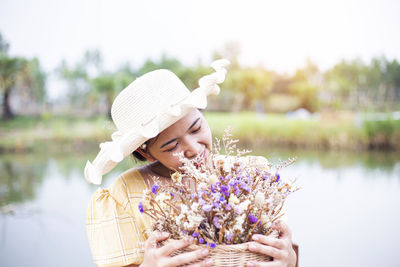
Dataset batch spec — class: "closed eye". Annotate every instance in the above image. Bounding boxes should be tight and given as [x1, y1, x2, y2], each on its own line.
[191, 125, 201, 134]
[164, 143, 178, 152]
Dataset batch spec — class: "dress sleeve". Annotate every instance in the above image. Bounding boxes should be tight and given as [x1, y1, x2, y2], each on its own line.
[86, 175, 150, 267]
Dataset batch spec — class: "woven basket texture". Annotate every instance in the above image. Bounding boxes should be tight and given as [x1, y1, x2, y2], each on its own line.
[171, 243, 272, 267]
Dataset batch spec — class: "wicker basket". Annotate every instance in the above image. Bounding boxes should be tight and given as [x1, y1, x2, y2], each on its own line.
[171, 242, 272, 267]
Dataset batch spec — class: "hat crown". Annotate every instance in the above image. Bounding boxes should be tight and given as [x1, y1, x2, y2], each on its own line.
[111, 69, 190, 134]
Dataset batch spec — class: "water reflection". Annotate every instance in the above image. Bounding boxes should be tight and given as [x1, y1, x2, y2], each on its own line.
[0, 153, 138, 210]
[257, 147, 400, 177]
[0, 150, 399, 267]
[0, 159, 46, 208]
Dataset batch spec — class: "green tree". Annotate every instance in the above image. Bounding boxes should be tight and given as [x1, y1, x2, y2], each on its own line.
[56, 49, 102, 110]
[91, 74, 116, 117]
[324, 56, 400, 111]
[324, 58, 367, 109]
[223, 67, 274, 110]
[0, 56, 26, 120]
[15, 58, 46, 105]
[0, 33, 46, 120]
[289, 60, 321, 112]
[374, 57, 400, 109]
[114, 63, 135, 93]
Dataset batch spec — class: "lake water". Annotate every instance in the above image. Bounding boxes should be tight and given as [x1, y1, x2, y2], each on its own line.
[0, 149, 399, 267]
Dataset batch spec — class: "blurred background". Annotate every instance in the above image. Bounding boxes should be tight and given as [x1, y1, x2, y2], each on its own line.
[0, 0, 399, 266]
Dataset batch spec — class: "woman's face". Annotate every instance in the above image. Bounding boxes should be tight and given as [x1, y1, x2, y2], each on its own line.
[146, 109, 212, 172]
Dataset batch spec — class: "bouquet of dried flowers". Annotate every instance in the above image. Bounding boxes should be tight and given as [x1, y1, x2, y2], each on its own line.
[138, 129, 298, 265]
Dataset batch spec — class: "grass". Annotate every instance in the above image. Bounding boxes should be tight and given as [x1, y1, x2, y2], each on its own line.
[205, 112, 358, 149]
[0, 112, 399, 153]
[0, 115, 114, 153]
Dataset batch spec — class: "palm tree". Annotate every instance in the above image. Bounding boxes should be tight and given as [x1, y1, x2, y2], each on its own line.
[0, 55, 26, 120]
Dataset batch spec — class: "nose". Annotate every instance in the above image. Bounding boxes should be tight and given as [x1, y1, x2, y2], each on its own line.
[183, 137, 202, 159]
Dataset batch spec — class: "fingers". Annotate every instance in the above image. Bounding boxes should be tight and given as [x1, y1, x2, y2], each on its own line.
[274, 220, 292, 239]
[248, 242, 284, 259]
[144, 231, 169, 250]
[251, 235, 285, 249]
[157, 236, 194, 256]
[168, 248, 212, 267]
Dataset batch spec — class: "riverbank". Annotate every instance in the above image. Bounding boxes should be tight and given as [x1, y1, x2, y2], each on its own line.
[1, 111, 399, 153]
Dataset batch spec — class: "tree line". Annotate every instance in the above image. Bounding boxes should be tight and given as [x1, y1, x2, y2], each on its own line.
[1, 34, 400, 121]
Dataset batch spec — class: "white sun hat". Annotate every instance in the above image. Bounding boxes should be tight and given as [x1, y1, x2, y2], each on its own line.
[84, 59, 230, 185]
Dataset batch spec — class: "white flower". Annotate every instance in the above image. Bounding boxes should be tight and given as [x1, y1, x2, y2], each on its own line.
[238, 199, 251, 212]
[180, 204, 189, 214]
[155, 192, 171, 208]
[255, 191, 264, 208]
[261, 214, 270, 225]
[198, 182, 209, 191]
[232, 214, 246, 232]
[191, 202, 199, 211]
[208, 174, 218, 185]
[171, 172, 182, 183]
[229, 194, 239, 205]
[188, 214, 203, 226]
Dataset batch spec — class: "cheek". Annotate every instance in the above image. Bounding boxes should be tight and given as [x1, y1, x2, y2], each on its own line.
[159, 153, 182, 170]
[202, 125, 213, 145]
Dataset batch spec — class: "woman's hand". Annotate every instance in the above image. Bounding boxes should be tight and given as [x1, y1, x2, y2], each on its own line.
[246, 221, 296, 267]
[140, 231, 213, 267]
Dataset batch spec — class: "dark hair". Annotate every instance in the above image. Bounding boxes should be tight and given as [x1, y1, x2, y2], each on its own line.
[131, 140, 150, 161]
[132, 150, 147, 161]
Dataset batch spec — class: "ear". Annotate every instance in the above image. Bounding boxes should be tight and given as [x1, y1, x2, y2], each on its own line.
[136, 148, 156, 162]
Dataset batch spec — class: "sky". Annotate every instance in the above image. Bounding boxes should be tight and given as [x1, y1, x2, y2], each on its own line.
[1, 0, 399, 96]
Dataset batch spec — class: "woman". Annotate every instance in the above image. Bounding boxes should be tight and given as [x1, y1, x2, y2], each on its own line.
[85, 60, 296, 267]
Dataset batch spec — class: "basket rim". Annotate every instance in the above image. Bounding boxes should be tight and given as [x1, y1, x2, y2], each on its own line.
[165, 240, 252, 252]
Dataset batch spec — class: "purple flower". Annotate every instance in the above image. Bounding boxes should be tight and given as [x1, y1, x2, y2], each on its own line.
[219, 195, 225, 202]
[199, 238, 205, 244]
[235, 187, 240, 196]
[275, 174, 280, 182]
[241, 183, 250, 192]
[221, 185, 230, 197]
[212, 201, 220, 208]
[234, 205, 242, 214]
[210, 184, 216, 193]
[202, 204, 213, 212]
[248, 214, 258, 224]
[213, 216, 221, 228]
[198, 198, 206, 206]
[226, 233, 234, 242]
[224, 203, 232, 211]
[151, 184, 159, 194]
[209, 242, 216, 248]
[170, 192, 175, 197]
[138, 202, 144, 213]
[192, 232, 199, 237]
[221, 185, 229, 190]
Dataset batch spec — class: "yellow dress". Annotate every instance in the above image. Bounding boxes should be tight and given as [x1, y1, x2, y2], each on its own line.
[86, 168, 151, 267]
